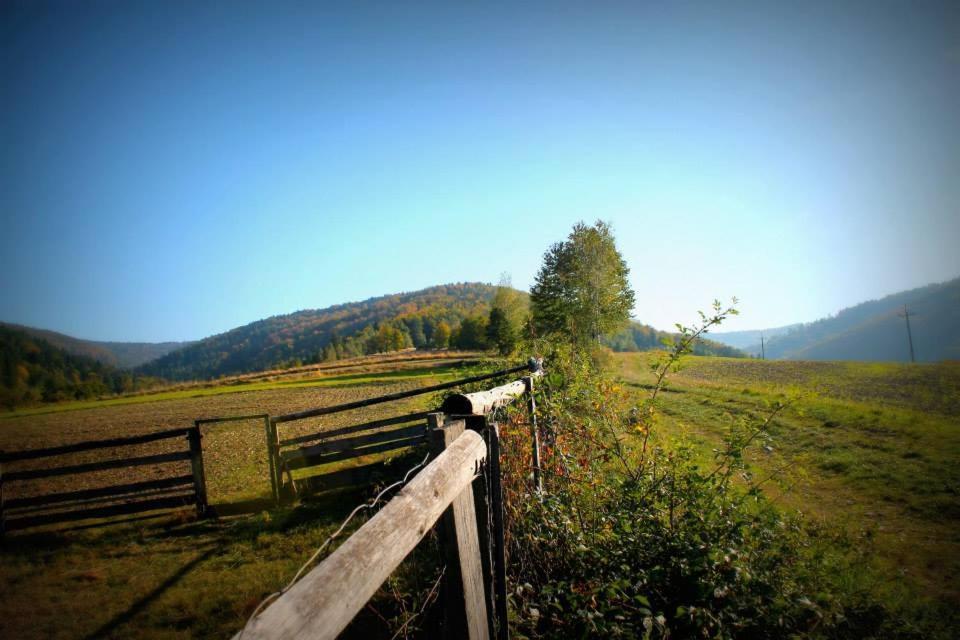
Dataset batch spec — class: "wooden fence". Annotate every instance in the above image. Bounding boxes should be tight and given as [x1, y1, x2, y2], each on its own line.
[264, 361, 539, 502]
[0, 426, 207, 533]
[238, 365, 544, 640]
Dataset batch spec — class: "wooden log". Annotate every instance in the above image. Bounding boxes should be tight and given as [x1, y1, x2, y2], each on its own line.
[0, 427, 192, 463]
[235, 428, 487, 640]
[441, 379, 527, 416]
[2, 493, 198, 531]
[188, 426, 208, 517]
[3, 474, 195, 511]
[282, 436, 426, 471]
[278, 411, 431, 447]
[4, 450, 193, 482]
[272, 364, 532, 424]
[431, 415, 490, 640]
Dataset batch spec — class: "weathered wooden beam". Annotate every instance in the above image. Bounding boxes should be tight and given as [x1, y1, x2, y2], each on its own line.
[4, 451, 193, 482]
[441, 371, 543, 416]
[431, 416, 490, 640]
[235, 428, 487, 640]
[265, 418, 282, 505]
[187, 426, 208, 517]
[284, 423, 427, 461]
[0, 427, 192, 463]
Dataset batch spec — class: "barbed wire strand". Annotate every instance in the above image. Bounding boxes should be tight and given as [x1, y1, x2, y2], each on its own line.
[239, 451, 432, 637]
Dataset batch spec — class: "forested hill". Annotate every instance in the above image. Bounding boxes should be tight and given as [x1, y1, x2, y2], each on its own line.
[137, 283, 504, 380]
[711, 277, 960, 362]
[0, 322, 188, 369]
[604, 322, 745, 358]
[0, 325, 160, 409]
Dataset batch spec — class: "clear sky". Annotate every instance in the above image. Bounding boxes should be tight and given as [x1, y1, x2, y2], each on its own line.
[2, 1, 958, 342]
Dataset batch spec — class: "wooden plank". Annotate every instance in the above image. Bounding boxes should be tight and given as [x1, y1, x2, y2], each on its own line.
[286, 424, 426, 461]
[3, 475, 195, 510]
[431, 416, 490, 640]
[0, 428, 191, 463]
[278, 411, 431, 446]
[4, 450, 192, 482]
[2, 493, 198, 531]
[272, 364, 533, 424]
[187, 427, 208, 517]
[236, 429, 487, 640]
[194, 413, 268, 426]
[282, 436, 425, 471]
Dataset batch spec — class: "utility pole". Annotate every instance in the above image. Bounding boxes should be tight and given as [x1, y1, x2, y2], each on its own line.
[760, 332, 765, 360]
[898, 305, 916, 363]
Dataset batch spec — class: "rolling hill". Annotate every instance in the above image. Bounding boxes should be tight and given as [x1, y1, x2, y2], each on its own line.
[710, 277, 960, 362]
[0, 322, 188, 369]
[135, 282, 746, 382]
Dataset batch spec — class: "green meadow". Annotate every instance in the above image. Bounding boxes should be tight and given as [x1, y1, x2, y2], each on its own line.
[617, 354, 960, 604]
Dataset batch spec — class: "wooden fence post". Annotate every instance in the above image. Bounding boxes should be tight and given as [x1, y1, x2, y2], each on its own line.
[264, 416, 282, 505]
[464, 415, 497, 640]
[188, 424, 208, 517]
[429, 413, 490, 640]
[1, 459, 5, 535]
[487, 423, 509, 640]
[523, 377, 542, 493]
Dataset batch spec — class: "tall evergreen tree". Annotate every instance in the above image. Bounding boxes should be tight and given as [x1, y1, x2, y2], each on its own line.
[530, 220, 635, 343]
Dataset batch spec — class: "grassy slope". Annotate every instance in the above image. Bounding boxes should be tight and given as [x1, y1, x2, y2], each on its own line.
[616, 353, 960, 603]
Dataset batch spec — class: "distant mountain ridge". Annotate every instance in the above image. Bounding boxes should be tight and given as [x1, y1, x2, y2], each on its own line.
[710, 277, 960, 362]
[0, 322, 189, 369]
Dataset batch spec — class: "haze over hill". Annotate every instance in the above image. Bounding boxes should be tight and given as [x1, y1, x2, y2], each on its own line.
[710, 277, 960, 362]
[0, 322, 189, 369]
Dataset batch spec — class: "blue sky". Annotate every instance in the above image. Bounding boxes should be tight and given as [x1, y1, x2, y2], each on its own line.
[2, 1, 958, 342]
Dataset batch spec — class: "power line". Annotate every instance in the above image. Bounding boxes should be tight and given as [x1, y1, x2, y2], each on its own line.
[897, 305, 917, 363]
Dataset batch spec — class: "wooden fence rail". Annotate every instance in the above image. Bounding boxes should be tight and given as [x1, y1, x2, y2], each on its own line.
[264, 361, 541, 501]
[0, 426, 207, 533]
[237, 423, 488, 640]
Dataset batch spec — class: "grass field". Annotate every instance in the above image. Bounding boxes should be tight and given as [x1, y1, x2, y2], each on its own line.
[616, 353, 960, 607]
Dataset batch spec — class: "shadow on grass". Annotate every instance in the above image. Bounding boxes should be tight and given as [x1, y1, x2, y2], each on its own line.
[80, 544, 220, 640]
